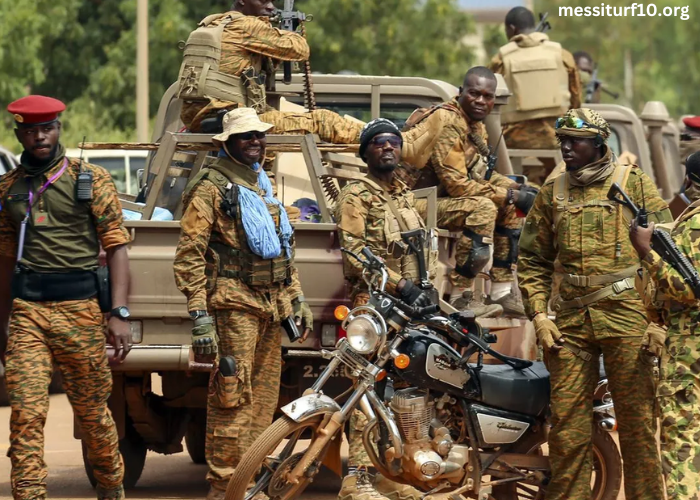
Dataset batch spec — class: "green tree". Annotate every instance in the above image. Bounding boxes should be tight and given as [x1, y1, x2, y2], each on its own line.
[297, 0, 476, 86]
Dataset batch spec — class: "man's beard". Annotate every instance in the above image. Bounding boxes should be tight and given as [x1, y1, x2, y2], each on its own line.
[375, 162, 397, 173]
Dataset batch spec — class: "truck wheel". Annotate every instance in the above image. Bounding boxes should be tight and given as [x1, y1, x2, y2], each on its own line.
[185, 409, 207, 464]
[82, 424, 148, 489]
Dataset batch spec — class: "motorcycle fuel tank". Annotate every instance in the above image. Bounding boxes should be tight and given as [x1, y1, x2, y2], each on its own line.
[393, 330, 476, 398]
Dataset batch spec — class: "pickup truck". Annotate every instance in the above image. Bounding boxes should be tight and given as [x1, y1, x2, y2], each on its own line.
[73, 73, 684, 489]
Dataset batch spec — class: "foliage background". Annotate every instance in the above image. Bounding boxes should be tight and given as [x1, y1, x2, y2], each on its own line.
[0, 0, 696, 153]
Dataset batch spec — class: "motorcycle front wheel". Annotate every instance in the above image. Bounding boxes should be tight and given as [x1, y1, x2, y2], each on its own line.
[224, 415, 325, 500]
[491, 426, 622, 500]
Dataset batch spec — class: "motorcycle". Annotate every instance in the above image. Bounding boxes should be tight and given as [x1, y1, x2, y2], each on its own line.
[224, 234, 622, 500]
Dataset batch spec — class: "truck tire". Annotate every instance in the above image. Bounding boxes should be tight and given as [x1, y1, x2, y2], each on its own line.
[82, 423, 147, 490]
[185, 409, 206, 464]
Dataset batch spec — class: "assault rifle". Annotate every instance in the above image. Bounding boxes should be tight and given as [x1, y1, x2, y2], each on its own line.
[608, 182, 700, 298]
[274, 0, 310, 84]
[535, 12, 551, 33]
[585, 66, 620, 103]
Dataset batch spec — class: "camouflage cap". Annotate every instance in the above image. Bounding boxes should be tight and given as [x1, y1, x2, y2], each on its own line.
[554, 108, 611, 140]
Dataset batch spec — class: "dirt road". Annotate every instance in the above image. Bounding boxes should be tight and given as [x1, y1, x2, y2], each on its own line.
[0, 394, 339, 500]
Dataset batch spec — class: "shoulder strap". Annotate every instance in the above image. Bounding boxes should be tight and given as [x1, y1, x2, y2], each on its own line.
[551, 172, 569, 231]
[612, 164, 633, 222]
[355, 177, 410, 232]
[499, 41, 520, 58]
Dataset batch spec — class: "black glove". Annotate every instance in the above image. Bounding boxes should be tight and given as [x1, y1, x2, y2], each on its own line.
[514, 185, 539, 214]
[398, 280, 433, 309]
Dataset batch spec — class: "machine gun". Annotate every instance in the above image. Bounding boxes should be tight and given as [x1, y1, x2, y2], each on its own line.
[535, 12, 551, 33]
[273, 0, 316, 109]
[585, 66, 620, 103]
[608, 182, 700, 298]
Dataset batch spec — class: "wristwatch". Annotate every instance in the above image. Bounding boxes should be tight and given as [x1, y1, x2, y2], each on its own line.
[189, 310, 208, 320]
[110, 306, 131, 321]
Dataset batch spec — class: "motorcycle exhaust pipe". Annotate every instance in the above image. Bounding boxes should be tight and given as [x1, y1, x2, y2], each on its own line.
[598, 417, 617, 431]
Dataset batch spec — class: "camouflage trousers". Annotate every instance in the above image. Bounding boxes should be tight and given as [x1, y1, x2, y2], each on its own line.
[658, 334, 700, 500]
[545, 324, 663, 500]
[182, 97, 364, 145]
[4, 298, 124, 500]
[414, 196, 497, 288]
[205, 309, 282, 492]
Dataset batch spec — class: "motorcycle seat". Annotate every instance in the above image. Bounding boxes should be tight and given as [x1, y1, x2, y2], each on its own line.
[474, 361, 551, 417]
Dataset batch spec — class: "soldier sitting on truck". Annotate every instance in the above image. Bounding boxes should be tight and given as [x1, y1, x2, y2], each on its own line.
[489, 6, 581, 186]
[334, 118, 438, 500]
[173, 107, 314, 500]
[178, 0, 363, 144]
[398, 66, 538, 318]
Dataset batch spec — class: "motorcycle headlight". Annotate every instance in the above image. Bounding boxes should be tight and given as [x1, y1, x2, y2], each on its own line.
[345, 315, 381, 354]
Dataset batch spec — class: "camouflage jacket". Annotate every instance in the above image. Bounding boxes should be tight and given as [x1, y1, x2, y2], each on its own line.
[181, 11, 310, 131]
[173, 156, 302, 320]
[518, 162, 672, 338]
[641, 201, 700, 336]
[334, 174, 421, 297]
[399, 98, 512, 205]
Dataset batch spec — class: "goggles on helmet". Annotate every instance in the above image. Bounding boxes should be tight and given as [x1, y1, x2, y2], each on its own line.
[555, 116, 603, 133]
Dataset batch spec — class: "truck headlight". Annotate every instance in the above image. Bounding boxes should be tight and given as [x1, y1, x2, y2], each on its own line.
[342, 307, 387, 355]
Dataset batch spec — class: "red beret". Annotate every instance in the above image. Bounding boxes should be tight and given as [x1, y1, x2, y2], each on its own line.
[682, 116, 700, 130]
[7, 95, 66, 126]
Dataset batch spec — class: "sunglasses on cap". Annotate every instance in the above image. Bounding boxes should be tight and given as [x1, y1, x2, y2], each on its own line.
[236, 131, 266, 140]
[555, 116, 603, 132]
[370, 135, 402, 148]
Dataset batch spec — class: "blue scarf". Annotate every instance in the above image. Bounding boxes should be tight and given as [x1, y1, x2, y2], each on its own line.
[219, 149, 293, 258]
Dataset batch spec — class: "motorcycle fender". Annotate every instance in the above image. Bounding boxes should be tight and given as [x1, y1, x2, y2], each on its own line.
[281, 393, 342, 422]
[322, 434, 343, 478]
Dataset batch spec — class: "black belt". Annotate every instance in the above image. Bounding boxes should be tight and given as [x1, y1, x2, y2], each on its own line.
[11, 268, 99, 302]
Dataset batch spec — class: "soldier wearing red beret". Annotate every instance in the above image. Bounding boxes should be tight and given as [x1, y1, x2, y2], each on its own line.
[0, 95, 131, 500]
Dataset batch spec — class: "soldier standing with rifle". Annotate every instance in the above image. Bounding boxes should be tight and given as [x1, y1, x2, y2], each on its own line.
[628, 150, 700, 500]
[489, 7, 581, 186]
[518, 108, 667, 500]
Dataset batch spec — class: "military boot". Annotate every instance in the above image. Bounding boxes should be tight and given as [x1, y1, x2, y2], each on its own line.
[450, 291, 503, 318]
[487, 292, 526, 317]
[338, 471, 391, 500]
[374, 473, 422, 500]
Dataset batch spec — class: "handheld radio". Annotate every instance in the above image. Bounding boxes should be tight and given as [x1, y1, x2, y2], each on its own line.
[75, 136, 93, 202]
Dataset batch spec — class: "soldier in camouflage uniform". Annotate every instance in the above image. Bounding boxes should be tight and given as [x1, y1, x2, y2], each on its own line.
[178, 0, 364, 145]
[518, 108, 667, 500]
[0, 96, 130, 500]
[399, 66, 538, 317]
[489, 7, 582, 187]
[173, 108, 313, 500]
[629, 150, 700, 500]
[335, 119, 485, 500]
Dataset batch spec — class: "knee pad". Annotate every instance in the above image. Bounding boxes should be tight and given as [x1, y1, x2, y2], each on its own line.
[455, 229, 492, 279]
[492, 226, 522, 269]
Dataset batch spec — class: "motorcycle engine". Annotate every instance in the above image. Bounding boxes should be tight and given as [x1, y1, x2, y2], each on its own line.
[390, 388, 469, 484]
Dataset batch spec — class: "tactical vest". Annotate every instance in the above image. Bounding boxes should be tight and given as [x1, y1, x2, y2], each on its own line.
[499, 33, 570, 124]
[549, 164, 637, 312]
[357, 178, 438, 282]
[186, 166, 293, 289]
[177, 12, 267, 112]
